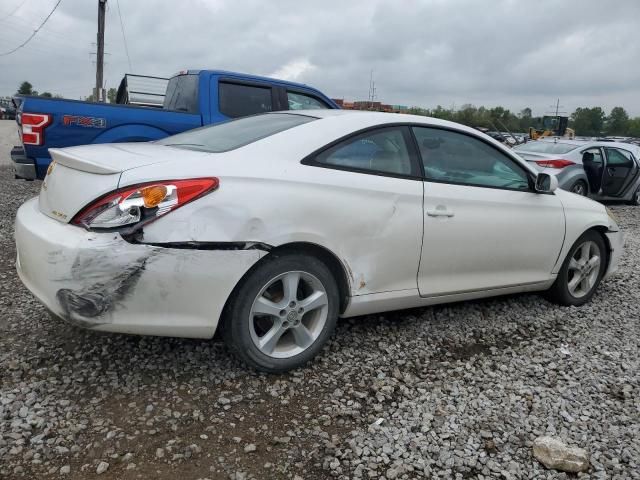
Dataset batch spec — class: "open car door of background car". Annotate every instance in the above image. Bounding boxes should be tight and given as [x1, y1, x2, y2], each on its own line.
[602, 147, 638, 197]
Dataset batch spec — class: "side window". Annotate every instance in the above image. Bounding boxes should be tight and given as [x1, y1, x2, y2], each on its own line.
[582, 148, 603, 165]
[219, 82, 273, 118]
[314, 128, 414, 176]
[287, 91, 330, 110]
[163, 74, 199, 113]
[412, 127, 530, 191]
[605, 148, 634, 167]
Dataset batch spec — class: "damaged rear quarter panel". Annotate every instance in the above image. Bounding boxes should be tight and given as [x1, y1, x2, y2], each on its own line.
[136, 167, 424, 296]
[16, 199, 265, 338]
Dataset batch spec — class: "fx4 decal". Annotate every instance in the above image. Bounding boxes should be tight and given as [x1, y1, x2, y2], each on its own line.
[63, 115, 107, 128]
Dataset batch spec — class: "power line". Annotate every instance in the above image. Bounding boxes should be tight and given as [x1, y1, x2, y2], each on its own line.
[0, 0, 28, 21]
[0, 0, 63, 56]
[115, 0, 132, 71]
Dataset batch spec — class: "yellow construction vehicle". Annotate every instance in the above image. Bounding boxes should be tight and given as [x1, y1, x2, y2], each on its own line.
[529, 115, 575, 140]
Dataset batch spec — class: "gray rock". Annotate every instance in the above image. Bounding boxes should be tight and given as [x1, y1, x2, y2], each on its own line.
[96, 461, 109, 474]
[533, 436, 590, 473]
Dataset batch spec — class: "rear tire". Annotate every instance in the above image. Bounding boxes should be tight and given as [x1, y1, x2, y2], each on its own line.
[545, 230, 607, 306]
[569, 180, 588, 196]
[221, 253, 339, 373]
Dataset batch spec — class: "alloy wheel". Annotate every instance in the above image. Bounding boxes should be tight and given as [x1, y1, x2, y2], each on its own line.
[567, 240, 601, 298]
[249, 271, 328, 358]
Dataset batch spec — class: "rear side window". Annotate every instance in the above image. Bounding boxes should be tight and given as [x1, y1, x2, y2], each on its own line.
[163, 74, 199, 113]
[314, 127, 415, 176]
[219, 82, 273, 118]
[287, 91, 330, 110]
[156, 113, 314, 153]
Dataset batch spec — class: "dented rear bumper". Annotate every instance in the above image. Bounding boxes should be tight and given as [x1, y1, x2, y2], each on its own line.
[15, 198, 265, 338]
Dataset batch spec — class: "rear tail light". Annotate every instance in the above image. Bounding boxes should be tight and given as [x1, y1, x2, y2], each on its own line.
[534, 159, 575, 169]
[72, 178, 219, 229]
[21, 113, 52, 146]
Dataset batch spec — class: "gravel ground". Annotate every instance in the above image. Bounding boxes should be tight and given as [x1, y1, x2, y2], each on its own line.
[0, 119, 638, 479]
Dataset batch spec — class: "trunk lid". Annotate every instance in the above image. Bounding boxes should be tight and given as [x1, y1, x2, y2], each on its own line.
[516, 151, 556, 172]
[38, 143, 172, 223]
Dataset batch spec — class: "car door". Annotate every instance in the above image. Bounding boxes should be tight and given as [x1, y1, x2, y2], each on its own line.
[412, 126, 565, 296]
[602, 147, 638, 196]
[302, 126, 424, 294]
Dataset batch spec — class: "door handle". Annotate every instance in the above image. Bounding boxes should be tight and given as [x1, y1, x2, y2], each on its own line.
[426, 207, 455, 218]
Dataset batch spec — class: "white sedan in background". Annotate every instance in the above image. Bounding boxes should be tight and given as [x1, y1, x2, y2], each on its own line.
[15, 111, 623, 372]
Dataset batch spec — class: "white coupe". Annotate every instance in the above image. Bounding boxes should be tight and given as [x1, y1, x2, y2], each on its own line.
[15, 111, 624, 372]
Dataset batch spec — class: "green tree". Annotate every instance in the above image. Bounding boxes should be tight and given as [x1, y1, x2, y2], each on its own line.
[429, 105, 454, 121]
[455, 104, 478, 127]
[627, 117, 640, 138]
[570, 107, 606, 136]
[17, 81, 34, 95]
[518, 108, 534, 132]
[520, 107, 532, 118]
[107, 87, 117, 103]
[39, 92, 53, 98]
[606, 107, 629, 136]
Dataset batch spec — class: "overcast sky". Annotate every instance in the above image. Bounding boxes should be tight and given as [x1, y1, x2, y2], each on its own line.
[1, 0, 639, 116]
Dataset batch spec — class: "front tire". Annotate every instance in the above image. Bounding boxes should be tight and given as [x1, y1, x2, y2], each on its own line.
[545, 231, 607, 306]
[221, 253, 339, 373]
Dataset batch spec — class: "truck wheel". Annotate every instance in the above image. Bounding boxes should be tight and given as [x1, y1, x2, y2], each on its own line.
[221, 253, 339, 373]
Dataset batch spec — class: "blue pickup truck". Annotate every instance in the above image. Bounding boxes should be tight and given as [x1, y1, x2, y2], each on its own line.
[12, 70, 339, 179]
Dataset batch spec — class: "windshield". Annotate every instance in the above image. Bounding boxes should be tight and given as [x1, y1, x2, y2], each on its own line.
[157, 113, 316, 153]
[514, 142, 578, 154]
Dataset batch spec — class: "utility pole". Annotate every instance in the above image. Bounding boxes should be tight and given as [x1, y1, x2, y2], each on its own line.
[95, 0, 107, 102]
[367, 70, 376, 110]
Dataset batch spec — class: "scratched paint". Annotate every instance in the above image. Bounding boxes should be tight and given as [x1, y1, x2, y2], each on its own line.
[56, 254, 152, 327]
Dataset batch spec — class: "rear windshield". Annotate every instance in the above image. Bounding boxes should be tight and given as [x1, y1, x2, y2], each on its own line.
[163, 74, 199, 113]
[156, 113, 316, 153]
[514, 142, 578, 154]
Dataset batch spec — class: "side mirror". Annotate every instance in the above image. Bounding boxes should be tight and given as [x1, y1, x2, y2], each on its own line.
[535, 173, 558, 193]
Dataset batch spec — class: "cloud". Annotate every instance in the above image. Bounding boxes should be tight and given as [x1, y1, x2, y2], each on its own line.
[0, 0, 639, 115]
[270, 58, 316, 81]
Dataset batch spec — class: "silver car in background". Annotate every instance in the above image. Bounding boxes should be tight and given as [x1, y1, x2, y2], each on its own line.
[514, 140, 640, 204]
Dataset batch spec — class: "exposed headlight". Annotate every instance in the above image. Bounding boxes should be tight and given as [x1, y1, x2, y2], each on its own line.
[72, 178, 219, 230]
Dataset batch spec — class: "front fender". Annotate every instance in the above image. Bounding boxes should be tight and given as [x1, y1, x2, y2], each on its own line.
[551, 190, 610, 274]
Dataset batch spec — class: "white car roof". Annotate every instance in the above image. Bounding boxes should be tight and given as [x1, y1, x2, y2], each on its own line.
[535, 138, 639, 151]
[276, 109, 485, 135]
